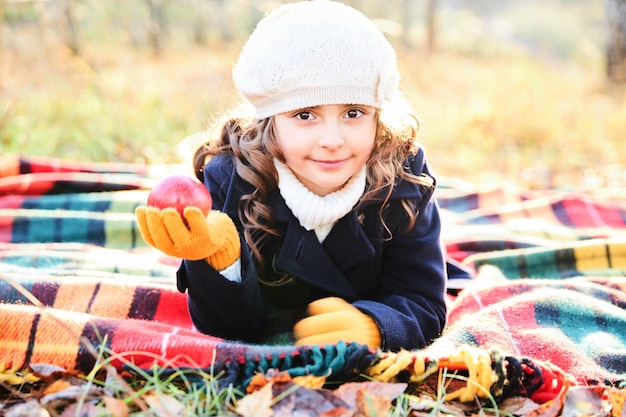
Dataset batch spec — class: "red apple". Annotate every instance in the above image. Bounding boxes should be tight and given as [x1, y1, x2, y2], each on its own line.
[147, 175, 212, 220]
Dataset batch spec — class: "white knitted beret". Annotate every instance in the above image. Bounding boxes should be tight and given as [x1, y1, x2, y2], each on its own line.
[232, 0, 400, 119]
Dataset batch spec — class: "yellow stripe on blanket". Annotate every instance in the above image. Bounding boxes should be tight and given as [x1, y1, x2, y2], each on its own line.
[574, 239, 626, 272]
[0, 304, 35, 366]
[54, 282, 98, 312]
[88, 283, 134, 319]
[608, 241, 626, 269]
[31, 309, 83, 368]
[31, 280, 136, 319]
[0, 305, 83, 370]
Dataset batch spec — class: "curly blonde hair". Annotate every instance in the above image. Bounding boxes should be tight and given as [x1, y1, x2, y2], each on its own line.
[193, 101, 433, 265]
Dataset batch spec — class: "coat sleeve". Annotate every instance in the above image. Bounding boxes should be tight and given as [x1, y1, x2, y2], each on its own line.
[175, 154, 266, 341]
[353, 150, 447, 351]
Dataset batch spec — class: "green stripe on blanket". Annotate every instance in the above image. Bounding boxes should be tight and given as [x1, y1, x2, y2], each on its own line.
[2, 155, 626, 405]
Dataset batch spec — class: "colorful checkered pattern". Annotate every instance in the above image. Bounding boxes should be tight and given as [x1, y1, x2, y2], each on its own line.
[2, 155, 626, 403]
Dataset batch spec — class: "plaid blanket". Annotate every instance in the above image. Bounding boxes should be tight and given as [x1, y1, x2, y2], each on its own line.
[2, 154, 626, 404]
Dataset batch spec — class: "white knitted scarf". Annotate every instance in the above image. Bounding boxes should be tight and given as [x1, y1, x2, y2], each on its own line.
[274, 160, 366, 242]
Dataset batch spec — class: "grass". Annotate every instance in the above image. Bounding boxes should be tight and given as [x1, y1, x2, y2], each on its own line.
[2, 345, 508, 416]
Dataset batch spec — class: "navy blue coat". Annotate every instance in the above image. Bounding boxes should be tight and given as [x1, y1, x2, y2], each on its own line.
[176, 148, 447, 351]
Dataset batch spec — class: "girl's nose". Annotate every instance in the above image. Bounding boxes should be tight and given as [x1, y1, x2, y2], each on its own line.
[318, 122, 345, 149]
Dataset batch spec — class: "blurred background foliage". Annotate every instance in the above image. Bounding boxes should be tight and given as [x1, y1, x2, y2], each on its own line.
[1, 0, 625, 188]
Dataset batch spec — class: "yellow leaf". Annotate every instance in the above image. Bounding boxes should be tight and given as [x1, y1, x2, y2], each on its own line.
[292, 374, 327, 390]
[236, 382, 274, 417]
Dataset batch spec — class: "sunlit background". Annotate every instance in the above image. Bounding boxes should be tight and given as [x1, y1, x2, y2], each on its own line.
[1, 0, 624, 188]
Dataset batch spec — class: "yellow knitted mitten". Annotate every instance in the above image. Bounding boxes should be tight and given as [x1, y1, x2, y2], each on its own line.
[136, 206, 240, 270]
[294, 297, 382, 348]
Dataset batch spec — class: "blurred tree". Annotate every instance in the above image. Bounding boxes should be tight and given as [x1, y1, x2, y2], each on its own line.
[60, 0, 78, 54]
[606, 0, 626, 82]
[214, 0, 232, 41]
[425, 0, 437, 54]
[400, 0, 412, 47]
[191, 0, 209, 45]
[146, 0, 166, 57]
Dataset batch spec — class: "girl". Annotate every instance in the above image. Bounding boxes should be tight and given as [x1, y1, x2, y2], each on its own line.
[136, 0, 447, 351]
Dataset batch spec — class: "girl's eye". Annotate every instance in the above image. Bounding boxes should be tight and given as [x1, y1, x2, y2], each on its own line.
[345, 109, 364, 119]
[295, 111, 313, 120]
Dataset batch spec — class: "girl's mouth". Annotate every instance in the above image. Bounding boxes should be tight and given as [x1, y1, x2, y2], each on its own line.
[312, 159, 348, 170]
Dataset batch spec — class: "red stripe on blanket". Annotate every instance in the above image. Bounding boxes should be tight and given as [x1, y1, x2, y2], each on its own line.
[151, 289, 193, 329]
[447, 283, 522, 324]
[560, 196, 625, 229]
[0, 172, 152, 196]
[108, 319, 223, 369]
[0, 214, 14, 243]
[0, 195, 27, 209]
[8, 155, 151, 176]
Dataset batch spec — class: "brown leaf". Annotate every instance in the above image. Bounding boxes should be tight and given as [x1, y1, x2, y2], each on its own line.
[334, 381, 407, 409]
[356, 389, 391, 417]
[318, 407, 355, 417]
[247, 373, 271, 394]
[102, 395, 130, 417]
[273, 383, 354, 417]
[41, 379, 74, 396]
[247, 370, 293, 394]
[498, 396, 541, 416]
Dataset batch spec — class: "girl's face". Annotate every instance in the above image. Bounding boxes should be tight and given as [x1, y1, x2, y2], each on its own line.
[274, 104, 377, 196]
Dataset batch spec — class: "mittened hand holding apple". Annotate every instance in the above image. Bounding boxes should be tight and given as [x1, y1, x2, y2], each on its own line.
[293, 297, 382, 349]
[136, 175, 241, 270]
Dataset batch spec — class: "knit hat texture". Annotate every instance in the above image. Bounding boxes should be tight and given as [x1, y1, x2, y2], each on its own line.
[232, 0, 400, 119]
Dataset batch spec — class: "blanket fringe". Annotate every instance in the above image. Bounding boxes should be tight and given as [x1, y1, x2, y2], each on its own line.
[368, 346, 499, 402]
[367, 345, 573, 404]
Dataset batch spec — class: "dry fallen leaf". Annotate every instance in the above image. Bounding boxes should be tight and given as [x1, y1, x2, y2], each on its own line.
[606, 387, 626, 417]
[497, 396, 541, 416]
[41, 379, 74, 396]
[143, 392, 186, 417]
[273, 385, 354, 417]
[334, 381, 407, 409]
[407, 393, 466, 416]
[356, 389, 392, 417]
[4, 400, 51, 417]
[247, 370, 293, 393]
[292, 374, 328, 390]
[527, 385, 568, 417]
[102, 395, 130, 417]
[236, 381, 274, 417]
[562, 386, 611, 417]
[29, 363, 71, 379]
[39, 384, 102, 410]
[59, 402, 102, 417]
